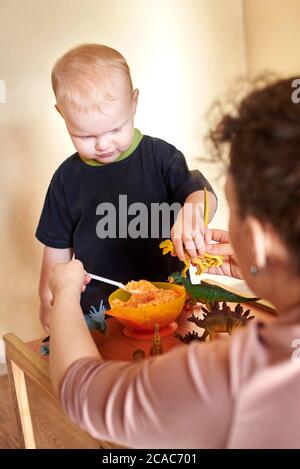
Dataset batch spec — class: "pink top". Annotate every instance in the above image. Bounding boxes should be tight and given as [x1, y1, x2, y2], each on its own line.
[60, 308, 300, 448]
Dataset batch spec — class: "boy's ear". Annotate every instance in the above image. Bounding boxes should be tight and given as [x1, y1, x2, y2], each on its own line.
[55, 104, 63, 116]
[132, 89, 139, 115]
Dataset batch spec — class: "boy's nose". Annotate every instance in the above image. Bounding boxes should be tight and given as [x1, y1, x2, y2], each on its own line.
[95, 137, 110, 152]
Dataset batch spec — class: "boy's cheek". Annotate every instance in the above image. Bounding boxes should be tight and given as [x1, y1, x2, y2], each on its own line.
[74, 141, 90, 156]
[119, 133, 134, 152]
[70, 135, 89, 152]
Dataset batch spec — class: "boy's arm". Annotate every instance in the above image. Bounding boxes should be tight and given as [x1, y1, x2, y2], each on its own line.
[171, 189, 217, 261]
[185, 189, 217, 222]
[39, 246, 73, 332]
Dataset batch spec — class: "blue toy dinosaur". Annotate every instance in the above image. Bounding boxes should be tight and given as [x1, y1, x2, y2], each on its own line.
[85, 300, 108, 336]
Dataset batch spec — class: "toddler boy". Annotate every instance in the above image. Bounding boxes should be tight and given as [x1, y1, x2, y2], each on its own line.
[36, 44, 217, 331]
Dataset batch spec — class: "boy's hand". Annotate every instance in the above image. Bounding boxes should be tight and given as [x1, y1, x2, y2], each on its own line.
[49, 259, 91, 300]
[171, 202, 206, 261]
[205, 228, 242, 279]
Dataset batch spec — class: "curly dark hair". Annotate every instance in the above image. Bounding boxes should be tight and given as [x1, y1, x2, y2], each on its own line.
[209, 76, 300, 273]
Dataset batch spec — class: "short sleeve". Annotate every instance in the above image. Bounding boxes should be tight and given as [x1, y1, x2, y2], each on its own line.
[35, 170, 75, 248]
[164, 150, 215, 205]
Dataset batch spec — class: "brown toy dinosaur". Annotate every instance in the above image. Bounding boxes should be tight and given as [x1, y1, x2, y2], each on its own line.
[175, 301, 255, 343]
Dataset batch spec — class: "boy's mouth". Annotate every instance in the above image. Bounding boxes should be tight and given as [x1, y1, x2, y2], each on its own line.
[95, 152, 114, 159]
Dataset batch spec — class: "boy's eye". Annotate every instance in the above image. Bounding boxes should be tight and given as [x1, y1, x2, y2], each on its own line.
[112, 128, 120, 133]
[72, 135, 91, 139]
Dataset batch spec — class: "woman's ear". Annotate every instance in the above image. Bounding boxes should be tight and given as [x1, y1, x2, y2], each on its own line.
[244, 215, 267, 270]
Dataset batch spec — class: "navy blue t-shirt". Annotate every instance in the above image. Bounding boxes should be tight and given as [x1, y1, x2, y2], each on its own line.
[36, 134, 215, 313]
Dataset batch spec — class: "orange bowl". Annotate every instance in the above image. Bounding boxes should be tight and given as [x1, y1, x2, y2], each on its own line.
[108, 282, 186, 333]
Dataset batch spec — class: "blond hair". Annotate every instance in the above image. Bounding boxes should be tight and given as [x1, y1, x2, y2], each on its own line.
[52, 44, 133, 111]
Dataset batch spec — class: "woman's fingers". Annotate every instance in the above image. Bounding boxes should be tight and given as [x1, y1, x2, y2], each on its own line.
[206, 242, 233, 256]
[205, 228, 233, 256]
[206, 228, 230, 244]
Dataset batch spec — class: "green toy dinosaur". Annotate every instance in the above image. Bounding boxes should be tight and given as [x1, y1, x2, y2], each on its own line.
[176, 301, 255, 342]
[168, 271, 259, 306]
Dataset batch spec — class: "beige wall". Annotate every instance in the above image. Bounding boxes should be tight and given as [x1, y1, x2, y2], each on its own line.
[244, 0, 300, 76]
[0, 0, 247, 342]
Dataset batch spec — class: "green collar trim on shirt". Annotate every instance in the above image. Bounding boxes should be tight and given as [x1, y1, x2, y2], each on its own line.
[79, 129, 143, 167]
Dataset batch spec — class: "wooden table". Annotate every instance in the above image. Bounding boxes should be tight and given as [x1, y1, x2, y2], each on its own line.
[3, 303, 275, 449]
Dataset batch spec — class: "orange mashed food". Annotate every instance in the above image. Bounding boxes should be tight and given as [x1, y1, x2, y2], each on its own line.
[112, 280, 180, 308]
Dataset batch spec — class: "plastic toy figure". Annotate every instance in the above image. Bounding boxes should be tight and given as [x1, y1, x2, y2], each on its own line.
[175, 301, 254, 343]
[85, 300, 108, 335]
[168, 271, 258, 306]
[150, 323, 163, 355]
[159, 239, 223, 277]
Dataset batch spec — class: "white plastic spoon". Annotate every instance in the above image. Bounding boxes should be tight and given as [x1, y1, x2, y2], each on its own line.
[87, 273, 142, 294]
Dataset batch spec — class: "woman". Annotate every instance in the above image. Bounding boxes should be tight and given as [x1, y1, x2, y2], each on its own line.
[49, 77, 300, 448]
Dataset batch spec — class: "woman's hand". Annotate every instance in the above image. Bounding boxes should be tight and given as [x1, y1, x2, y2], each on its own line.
[48, 260, 98, 397]
[205, 229, 242, 279]
[49, 259, 91, 300]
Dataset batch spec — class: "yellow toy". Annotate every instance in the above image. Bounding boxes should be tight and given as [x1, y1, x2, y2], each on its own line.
[159, 187, 223, 277]
[159, 239, 223, 277]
